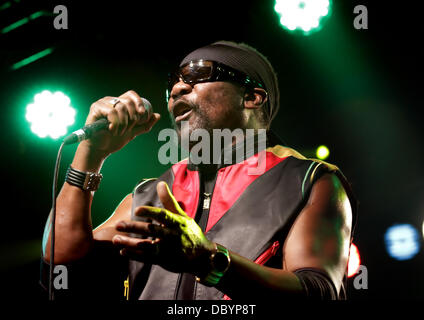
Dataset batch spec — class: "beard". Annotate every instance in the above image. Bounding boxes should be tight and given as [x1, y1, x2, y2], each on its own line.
[170, 105, 215, 150]
[169, 94, 245, 155]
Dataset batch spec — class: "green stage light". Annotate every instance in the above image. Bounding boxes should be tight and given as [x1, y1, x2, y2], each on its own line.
[1, 10, 48, 34]
[316, 145, 329, 160]
[11, 47, 54, 71]
[274, 0, 331, 35]
[25, 90, 76, 139]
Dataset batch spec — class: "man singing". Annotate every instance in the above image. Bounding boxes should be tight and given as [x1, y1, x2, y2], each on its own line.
[41, 41, 357, 300]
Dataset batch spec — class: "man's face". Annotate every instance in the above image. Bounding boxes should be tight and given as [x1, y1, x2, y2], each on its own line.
[168, 80, 246, 141]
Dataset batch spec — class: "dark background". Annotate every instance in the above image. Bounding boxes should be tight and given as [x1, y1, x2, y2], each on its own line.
[0, 0, 423, 301]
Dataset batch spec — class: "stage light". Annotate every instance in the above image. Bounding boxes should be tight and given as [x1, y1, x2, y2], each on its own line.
[347, 243, 361, 277]
[1, 11, 48, 34]
[274, 0, 332, 35]
[384, 224, 420, 261]
[25, 90, 75, 139]
[11, 47, 54, 71]
[316, 145, 329, 160]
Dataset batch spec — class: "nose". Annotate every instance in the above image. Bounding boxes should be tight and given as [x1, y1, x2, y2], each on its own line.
[169, 78, 193, 102]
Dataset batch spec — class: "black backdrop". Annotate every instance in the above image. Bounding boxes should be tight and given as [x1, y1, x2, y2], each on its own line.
[0, 0, 423, 301]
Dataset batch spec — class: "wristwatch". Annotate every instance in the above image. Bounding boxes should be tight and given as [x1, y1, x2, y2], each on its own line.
[196, 243, 231, 287]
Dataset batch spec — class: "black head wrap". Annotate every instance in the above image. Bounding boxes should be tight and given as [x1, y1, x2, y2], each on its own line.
[180, 41, 280, 129]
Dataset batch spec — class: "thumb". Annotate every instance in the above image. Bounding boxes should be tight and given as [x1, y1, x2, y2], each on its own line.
[157, 181, 187, 217]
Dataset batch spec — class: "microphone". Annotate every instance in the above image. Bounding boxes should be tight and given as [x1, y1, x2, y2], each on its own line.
[63, 98, 152, 145]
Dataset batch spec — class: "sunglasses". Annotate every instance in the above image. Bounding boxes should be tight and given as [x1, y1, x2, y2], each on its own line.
[166, 60, 264, 101]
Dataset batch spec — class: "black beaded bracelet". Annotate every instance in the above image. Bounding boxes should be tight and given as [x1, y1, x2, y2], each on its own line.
[65, 166, 103, 191]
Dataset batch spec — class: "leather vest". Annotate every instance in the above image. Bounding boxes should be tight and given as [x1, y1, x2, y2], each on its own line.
[127, 143, 356, 300]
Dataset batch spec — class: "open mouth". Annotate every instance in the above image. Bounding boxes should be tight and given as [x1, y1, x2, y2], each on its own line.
[172, 101, 194, 123]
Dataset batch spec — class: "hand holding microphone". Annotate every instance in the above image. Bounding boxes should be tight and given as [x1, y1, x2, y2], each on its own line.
[65, 90, 161, 157]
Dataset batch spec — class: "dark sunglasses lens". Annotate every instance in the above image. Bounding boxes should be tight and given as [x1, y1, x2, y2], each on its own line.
[167, 61, 214, 100]
[180, 61, 213, 83]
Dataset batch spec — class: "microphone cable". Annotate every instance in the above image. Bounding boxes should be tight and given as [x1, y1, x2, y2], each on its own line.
[48, 141, 65, 300]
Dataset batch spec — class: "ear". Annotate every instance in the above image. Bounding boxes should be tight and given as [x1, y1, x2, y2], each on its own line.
[243, 88, 268, 110]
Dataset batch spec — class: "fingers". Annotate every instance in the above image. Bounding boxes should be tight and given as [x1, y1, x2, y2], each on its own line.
[112, 235, 159, 261]
[156, 181, 187, 216]
[88, 97, 120, 135]
[88, 90, 158, 137]
[112, 234, 155, 249]
[122, 90, 151, 123]
[115, 220, 176, 238]
[134, 206, 183, 228]
[117, 91, 142, 134]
